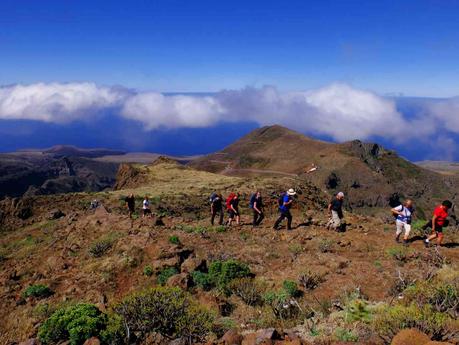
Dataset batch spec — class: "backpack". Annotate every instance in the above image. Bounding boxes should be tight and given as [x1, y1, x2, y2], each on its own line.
[226, 193, 236, 210]
[392, 205, 403, 218]
[278, 192, 286, 207]
[209, 192, 217, 204]
[249, 193, 256, 209]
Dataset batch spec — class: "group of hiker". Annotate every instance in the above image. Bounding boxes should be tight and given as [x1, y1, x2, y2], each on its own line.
[123, 189, 454, 247]
[390, 198, 453, 247]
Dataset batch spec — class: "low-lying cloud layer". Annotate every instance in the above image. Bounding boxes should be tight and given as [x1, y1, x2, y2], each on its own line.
[0, 82, 457, 143]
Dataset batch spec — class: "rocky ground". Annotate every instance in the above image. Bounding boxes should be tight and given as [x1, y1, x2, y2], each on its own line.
[0, 160, 458, 345]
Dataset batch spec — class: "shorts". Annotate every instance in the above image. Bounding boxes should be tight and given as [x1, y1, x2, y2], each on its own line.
[228, 210, 239, 219]
[396, 220, 411, 236]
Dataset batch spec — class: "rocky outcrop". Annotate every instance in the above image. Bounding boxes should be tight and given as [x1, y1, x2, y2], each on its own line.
[391, 329, 430, 345]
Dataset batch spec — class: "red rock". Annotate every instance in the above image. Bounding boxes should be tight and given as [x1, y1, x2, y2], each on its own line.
[83, 337, 101, 345]
[220, 329, 243, 345]
[391, 329, 430, 345]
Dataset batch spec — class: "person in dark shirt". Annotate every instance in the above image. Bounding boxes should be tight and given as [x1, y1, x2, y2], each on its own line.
[252, 191, 264, 227]
[327, 192, 344, 231]
[227, 193, 240, 226]
[125, 193, 136, 218]
[210, 193, 224, 226]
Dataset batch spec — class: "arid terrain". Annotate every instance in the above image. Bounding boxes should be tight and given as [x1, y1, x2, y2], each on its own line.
[1, 128, 458, 345]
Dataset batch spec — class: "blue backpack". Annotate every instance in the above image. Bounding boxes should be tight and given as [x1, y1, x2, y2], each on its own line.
[249, 193, 257, 209]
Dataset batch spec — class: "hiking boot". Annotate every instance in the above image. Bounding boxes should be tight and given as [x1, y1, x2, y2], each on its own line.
[423, 240, 429, 248]
[395, 234, 401, 243]
[403, 239, 409, 246]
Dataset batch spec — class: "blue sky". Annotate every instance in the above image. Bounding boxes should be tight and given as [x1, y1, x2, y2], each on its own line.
[1, 0, 459, 161]
[1, 0, 459, 96]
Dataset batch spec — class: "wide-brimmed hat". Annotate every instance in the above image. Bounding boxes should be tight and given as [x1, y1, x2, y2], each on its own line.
[287, 188, 296, 196]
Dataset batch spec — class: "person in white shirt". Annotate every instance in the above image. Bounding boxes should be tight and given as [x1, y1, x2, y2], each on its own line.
[391, 199, 414, 245]
[142, 196, 152, 218]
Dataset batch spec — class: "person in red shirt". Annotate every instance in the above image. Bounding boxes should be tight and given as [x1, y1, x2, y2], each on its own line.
[423, 200, 452, 247]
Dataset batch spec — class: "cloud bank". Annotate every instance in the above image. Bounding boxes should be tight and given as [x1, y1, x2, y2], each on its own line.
[0, 82, 457, 143]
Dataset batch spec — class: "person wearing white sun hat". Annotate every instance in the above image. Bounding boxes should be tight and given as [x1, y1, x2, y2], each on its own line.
[273, 188, 296, 230]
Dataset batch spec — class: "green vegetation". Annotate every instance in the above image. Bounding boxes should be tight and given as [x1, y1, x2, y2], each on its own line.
[191, 259, 251, 294]
[318, 239, 334, 253]
[38, 304, 108, 345]
[157, 267, 179, 285]
[88, 232, 123, 258]
[143, 265, 153, 277]
[299, 270, 323, 290]
[175, 224, 226, 234]
[335, 328, 359, 342]
[229, 277, 265, 306]
[113, 286, 214, 343]
[282, 280, 301, 297]
[168, 235, 181, 245]
[386, 246, 414, 264]
[22, 284, 53, 299]
[288, 243, 303, 256]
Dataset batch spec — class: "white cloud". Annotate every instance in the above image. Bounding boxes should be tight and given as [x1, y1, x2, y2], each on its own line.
[0, 81, 455, 143]
[428, 97, 459, 133]
[121, 92, 223, 129]
[0, 82, 125, 122]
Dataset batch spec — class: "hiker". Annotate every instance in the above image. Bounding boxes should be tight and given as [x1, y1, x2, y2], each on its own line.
[125, 193, 136, 218]
[226, 193, 240, 226]
[142, 195, 152, 218]
[273, 188, 296, 230]
[250, 191, 264, 227]
[327, 192, 345, 232]
[210, 193, 224, 226]
[391, 199, 414, 245]
[423, 200, 452, 247]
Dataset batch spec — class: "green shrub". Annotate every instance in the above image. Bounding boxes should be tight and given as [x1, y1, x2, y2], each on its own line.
[214, 225, 227, 233]
[282, 280, 301, 297]
[208, 259, 251, 293]
[99, 312, 126, 345]
[229, 277, 265, 306]
[113, 286, 214, 343]
[344, 298, 372, 323]
[143, 265, 154, 277]
[372, 303, 459, 343]
[38, 304, 107, 345]
[157, 267, 179, 285]
[335, 328, 359, 342]
[168, 235, 180, 245]
[263, 289, 304, 321]
[386, 246, 416, 264]
[191, 271, 213, 290]
[22, 284, 53, 299]
[88, 240, 113, 258]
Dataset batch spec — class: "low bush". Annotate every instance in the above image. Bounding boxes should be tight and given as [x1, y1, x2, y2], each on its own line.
[386, 246, 417, 264]
[22, 284, 53, 299]
[335, 328, 359, 342]
[282, 280, 301, 298]
[208, 259, 251, 293]
[157, 267, 179, 285]
[318, 239, 334, 253]
[38, 303, 108, 345]
[191, 271, 213, 290]
[263, 290, 302, 321]
[229, 277, 265, 306]
[143, 265, 154, 277]
[168, 235, 180, 245]
[299, 270, 323, 290]
[88, 240, 113, 258]
[113, 286, 214, 343]
[344, 298, 372, 323]
[372, 303, 459, 343]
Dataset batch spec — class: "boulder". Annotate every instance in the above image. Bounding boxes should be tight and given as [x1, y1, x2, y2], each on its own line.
[166, 273, 190, 290]
[242, 328, 278, 345]
[83, 337, 101, 345]
[48, 209, 65, 220]
[181, 257, 206, 274]
[220, 329, 243, 345]
[391, 329, 430, 345]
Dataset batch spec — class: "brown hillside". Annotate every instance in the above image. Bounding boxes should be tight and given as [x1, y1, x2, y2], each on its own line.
[190, 125, 458, 218]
